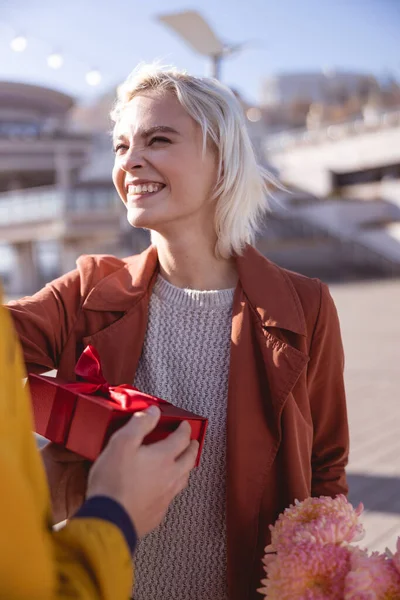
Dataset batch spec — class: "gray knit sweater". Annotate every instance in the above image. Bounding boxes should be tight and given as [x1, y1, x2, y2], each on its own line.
[132, 274, 234, 600]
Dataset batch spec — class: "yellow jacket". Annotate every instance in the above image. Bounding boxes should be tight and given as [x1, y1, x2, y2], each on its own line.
[0, 294, 134, 599]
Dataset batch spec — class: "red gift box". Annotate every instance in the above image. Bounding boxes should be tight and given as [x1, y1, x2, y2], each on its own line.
[28, 346, 208, 466]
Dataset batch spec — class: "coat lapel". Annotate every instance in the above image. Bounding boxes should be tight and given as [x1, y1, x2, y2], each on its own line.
[81, 246, 158, 385]
[82, 298, 151, 385]
[226, 247, 309, 600]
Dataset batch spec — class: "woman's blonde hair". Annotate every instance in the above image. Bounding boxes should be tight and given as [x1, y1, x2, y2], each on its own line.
[111, 63, 275, 258]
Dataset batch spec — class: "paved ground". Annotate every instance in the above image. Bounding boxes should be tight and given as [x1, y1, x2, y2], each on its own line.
[30, 278, 400, 551]
[330, 278, 400, 553]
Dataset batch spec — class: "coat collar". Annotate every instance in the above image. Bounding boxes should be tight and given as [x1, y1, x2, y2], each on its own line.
[83, 244, 306, 336]
[82, 245, 159, 312]
[236, 245, 306, 336]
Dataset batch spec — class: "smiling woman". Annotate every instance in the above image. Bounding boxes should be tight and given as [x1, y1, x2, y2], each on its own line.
[8, 63, 350, 600]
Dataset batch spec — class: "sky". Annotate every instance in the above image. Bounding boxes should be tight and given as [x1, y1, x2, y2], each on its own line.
[0, 0, 399, 105]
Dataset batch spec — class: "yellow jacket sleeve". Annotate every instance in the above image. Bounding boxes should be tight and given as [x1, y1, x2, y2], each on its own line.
[0, 294, 134, 599]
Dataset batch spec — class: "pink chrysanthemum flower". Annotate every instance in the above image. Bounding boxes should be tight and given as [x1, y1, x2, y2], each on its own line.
[392, 538, 400, 577]
[269, 495, 364, 552]
[344, 548, 400, 599]
[257, 542, 352, 600]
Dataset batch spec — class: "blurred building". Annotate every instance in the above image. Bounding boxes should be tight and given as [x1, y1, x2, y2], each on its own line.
[263, 107, 400, 277]
[266, 109, 400, 199]
[259, 71, 400, 134]
[0, 81, 149, 295]
[261, 71, 379, 108]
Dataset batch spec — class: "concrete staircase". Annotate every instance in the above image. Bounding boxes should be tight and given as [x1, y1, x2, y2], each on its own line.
[257, 191, 400, 280]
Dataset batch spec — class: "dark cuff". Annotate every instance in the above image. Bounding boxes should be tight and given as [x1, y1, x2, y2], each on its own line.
[73, 496, 137, 554]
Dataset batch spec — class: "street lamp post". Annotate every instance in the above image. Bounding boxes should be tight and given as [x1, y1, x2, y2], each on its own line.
[211, 53, 222, 80]
[157, 10, 243, 81]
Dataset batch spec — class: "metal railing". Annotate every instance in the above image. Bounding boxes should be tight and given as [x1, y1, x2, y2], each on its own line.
[266, 108, 400, 152]
[0, 187, 62, 225]
[0, 185, 119, 226]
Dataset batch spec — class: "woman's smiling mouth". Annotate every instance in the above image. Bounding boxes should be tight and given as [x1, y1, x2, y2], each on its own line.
[126, 182, 165, 197]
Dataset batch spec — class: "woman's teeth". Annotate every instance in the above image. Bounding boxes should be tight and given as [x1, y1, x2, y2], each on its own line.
[128, 183, 163, 195]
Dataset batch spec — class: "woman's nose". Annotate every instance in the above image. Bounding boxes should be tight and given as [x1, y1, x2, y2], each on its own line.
[121, 147, 145, 171]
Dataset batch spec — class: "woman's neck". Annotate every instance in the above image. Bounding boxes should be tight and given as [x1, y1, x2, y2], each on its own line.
[152, 232, 238, 291]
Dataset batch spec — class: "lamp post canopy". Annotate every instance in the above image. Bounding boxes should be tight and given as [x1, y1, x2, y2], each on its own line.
[158, 10, 224, 58]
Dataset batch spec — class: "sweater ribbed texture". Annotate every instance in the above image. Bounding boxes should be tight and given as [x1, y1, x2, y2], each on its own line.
[132, 275, 234, 600]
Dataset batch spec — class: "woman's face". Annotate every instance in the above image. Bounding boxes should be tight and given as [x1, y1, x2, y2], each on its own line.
[112, 90, 218, 235]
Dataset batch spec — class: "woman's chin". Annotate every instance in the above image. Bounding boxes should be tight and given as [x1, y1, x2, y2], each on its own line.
[126, 208, 163, 231]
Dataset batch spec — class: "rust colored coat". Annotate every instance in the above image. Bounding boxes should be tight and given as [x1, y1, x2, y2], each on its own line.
[9, 245, 349, 600]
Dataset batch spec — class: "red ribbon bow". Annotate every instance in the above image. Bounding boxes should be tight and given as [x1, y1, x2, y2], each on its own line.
[66, 345, 167, 411]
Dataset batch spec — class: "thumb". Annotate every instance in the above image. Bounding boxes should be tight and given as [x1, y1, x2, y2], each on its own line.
[120, 405, 161, 446]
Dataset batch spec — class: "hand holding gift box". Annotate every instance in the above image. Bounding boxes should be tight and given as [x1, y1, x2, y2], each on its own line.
[28, 345, 208, 466]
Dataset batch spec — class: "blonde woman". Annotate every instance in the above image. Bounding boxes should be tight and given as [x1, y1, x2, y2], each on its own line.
[9, 65, 349, 600]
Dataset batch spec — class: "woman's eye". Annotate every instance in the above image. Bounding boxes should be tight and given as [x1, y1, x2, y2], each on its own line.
[113, 143, 128, 153]
[149, 136, 171, 146]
